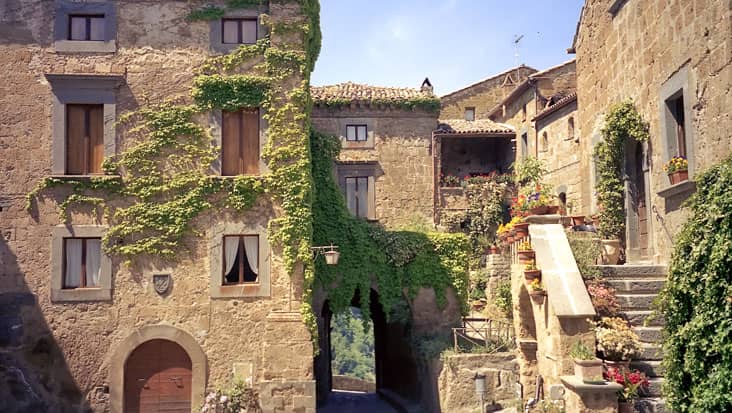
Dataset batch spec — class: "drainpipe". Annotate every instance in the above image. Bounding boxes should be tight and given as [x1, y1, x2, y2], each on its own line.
[524, 375, 543, 412]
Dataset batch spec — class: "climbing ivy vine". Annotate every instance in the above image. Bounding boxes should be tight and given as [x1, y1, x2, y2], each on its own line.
[594, 101, 649, 239]
[658, 156, 732, 412]
[311, 131, 470, 321]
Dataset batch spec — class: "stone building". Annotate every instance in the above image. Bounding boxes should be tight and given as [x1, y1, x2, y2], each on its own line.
[0, 1, 318, 412]
[571, 0, 731, 262]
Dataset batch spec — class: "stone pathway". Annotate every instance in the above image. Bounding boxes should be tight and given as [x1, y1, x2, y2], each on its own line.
[317, 390, 398, 413]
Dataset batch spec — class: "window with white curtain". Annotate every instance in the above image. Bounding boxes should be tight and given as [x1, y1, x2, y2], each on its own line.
[223, 235, 259, 284]
[63, 238, 101, 288]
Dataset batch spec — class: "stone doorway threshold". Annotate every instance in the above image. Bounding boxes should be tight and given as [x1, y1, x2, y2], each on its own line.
[317, 390, 398, 413]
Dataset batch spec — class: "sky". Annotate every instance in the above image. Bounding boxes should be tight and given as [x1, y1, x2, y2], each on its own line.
[311, 0, 585, 96]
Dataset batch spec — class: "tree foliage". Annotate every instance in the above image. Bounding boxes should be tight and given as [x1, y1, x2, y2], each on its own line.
[330, 308, 375, 382]
[659, 156, 732, 412]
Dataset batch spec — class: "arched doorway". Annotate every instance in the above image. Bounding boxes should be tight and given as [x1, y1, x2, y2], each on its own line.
[124, 339, 193, 413]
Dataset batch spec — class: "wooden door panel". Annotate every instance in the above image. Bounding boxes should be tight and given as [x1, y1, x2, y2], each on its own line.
[222, 111, 241, 176]
[89, 105, 104, 173]
[242, 109, 259, 175]
[124, 339, 192, 413]
[66, 105, 86, 174]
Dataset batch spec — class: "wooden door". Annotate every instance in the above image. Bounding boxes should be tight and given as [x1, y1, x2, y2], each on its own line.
[221, 109, 259, 176]
[124, 339, 192, 413]
[633, 143, 649, 259]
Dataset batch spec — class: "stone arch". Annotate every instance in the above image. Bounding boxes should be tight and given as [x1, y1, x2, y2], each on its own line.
[109, 324, 207, 413]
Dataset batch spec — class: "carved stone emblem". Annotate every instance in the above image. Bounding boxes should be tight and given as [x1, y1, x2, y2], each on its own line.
[153, 274, 171, 295]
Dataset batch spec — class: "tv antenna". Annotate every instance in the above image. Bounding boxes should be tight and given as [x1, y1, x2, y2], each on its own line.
[513, 34, 524, 81]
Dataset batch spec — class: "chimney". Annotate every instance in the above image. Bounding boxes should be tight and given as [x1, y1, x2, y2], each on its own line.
[420, 77, 433, 95]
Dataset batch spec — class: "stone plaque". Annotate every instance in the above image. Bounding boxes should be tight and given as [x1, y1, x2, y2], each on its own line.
[153, 274, 171, 295]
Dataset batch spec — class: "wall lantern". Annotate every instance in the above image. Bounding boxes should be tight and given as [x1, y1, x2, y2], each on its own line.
[311, 245, 339, 265]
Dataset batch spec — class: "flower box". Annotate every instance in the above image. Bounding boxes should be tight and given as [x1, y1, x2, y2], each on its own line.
[668, 169, 688, 185]
[529, 205, 550, 215]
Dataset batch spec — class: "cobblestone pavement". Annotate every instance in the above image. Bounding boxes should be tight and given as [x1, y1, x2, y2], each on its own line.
[317, 390, 398, 413]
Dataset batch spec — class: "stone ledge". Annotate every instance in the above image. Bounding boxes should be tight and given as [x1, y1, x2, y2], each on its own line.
[657, 179, 695, 199]
[560, 376, 622, 393]
[266, 311, 302, 322]
[524, 214, 563, 224]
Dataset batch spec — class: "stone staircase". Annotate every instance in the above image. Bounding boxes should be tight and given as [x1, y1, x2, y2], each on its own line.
[599, 265, 668, 413]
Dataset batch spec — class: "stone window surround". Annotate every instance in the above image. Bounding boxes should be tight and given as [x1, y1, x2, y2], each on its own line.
[46, 74, 123, 176]
[336, 118, 376, 149]
[51, 225, 112, 302]
[336, 162, 378, 221]
[109, 325, 207, 413]
[209, 109, 269, 175]
[53, 0, 116, 53]
[210, 7, 267, 54]
[659, 64, 695, 181]
[209, 221, 271, 298]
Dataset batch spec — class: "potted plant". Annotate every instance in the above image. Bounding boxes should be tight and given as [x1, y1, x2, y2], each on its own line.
[604, 366, 649, 413]
[570, 215, 586, 227]
[663, 155, 688, 185]
[591, 317, 641, 367]
[523, 262, 541, 281]
[513, 221, 530, 239]
[569, 341, 604, 383]
[517, 240, 535, 263]
[440, 173, 462, 187]
[489, 244, 500, 255]
[528, 278, 546, 302]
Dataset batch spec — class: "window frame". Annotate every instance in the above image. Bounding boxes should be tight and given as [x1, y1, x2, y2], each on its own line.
[53, 0, 116, 53]
[568, 116, 575, 141]
[659, 64, 695, 183]
[336, 162, 378, 221]
[65, 103, 105, 175]
[222, 234, 260, 285]
[345, 124, 368, 142]
[51, 225, 112, 302]
[221, 18, 258, 45]
[209, 222, 271, 298]
[345, 176, 370, 218]
[68, 14, 106, 41]
[210, 8, 266, 54]
[464, 107, 476, 121]
[218, 108, 263, 176]
[62, 237, 102, 289]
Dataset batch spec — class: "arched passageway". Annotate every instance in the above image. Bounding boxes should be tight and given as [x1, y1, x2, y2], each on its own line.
[314, 289, 421, 409]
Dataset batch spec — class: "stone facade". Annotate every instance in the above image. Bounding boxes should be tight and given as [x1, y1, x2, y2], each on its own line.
[311, 105, 439, 228]
[441, 65, 537, 120]
[0, 1, 315, 412]
[573, 0, 732, 261]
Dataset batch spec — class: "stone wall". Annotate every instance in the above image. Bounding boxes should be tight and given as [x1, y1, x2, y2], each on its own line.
[441, 65, 537, 120]
[436, 353, 520, 413]
[0, 1, 315, 412]
[535, 101, 583, 214]
[311, 107, 438, 229]
[574, 0, 732, 261]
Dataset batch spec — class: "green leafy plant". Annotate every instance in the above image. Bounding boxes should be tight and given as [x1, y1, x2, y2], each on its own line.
[511, 156, 547, 187]
[593, 101, 648, 239]
[658, 156, 732, 412]
[201, 380, 262, 413]
[493, 280, 512, 319]
[569, 341, 596, 360]
[567, 231, 601, 279]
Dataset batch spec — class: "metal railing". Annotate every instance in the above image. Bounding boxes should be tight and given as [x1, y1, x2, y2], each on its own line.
[452, 317, 514, 353]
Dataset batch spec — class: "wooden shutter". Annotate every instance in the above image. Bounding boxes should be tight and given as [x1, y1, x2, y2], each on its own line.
[66, 105, 86, 174]
[242, 109, 259, 174]
[88, 105, 104, 173]
[222, 111, 241, 176]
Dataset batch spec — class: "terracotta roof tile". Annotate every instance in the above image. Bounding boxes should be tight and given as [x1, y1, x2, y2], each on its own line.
[532, 92, 577, 121]
[436, 119, 515, 135]
[311, 82, 427, 102]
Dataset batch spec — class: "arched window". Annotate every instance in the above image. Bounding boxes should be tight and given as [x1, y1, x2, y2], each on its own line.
[542, 132, 548, 152]
[568, 117, 575, 141]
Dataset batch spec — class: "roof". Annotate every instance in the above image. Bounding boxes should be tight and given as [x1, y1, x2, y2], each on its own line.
[532, 92, 577, 122]
[435, 118, 515, 135]
[485, 79, 533, 119]
[440, 64, 537, 99]
[528, 58, 576, 79]
[311, 82, 427, 102]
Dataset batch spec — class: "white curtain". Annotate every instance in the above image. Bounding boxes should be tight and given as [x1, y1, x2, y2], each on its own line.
[224, 237, 240, 276]
[85, 239, 101, 287]
[243, 236, 259, 275]
[64, 239, 82, 288]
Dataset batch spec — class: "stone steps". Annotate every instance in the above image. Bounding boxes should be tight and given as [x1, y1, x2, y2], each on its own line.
[598, 265, 667, 278]
[624, 310, 664, 327]
[607, 278, 666, 293]
[635, 397, 667, 413]
[630, 360, 665, 377]
[617, 293, 659, 310]
[633, 326, 663, 343]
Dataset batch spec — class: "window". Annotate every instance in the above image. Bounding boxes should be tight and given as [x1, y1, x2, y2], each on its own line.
[66, 104, 104, 175]
[541, 132, 548, 152]
[522, 104, 527, 121]
[222, 109, 260, 176]
[521, 133, 528, 159]
[568, 117, 575, 141]
[345, 177, 369, 218]
[63, 238, 102, 289]
[51, 225, 112, 302]
[222, 18, 258, 44]
[223, 235, 259, 284]
[464, 107, 475, 121]
[346, 125, 367, 142]
[666, 94, 686, 158]
[69, 14, 105, 41]
[53, 1, 116, 53]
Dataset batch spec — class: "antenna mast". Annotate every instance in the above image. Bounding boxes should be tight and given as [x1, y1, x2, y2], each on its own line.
[514, 34, 524, 79]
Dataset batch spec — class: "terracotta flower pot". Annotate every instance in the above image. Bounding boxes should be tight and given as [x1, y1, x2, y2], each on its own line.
[489, 246, 499, 255]
[517, 250, 535, 264]
[668, 169, 688, 185]
[604, 359, 631, 371]
[529, 205, 550, 215]
[574, 358, 604, 382]
[601, 239, 621, 265]
[618, 401, 636, 413]
[529, 289, 546, 303]
[547, 205, 559, 214]
[570, 215, 586, 226]
[523, 269, 541, 281]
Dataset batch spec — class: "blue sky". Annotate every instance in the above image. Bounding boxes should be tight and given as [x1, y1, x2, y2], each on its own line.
[311, 0, 585, 96]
